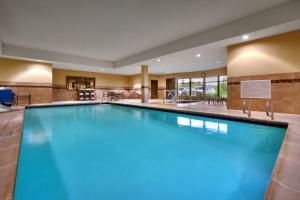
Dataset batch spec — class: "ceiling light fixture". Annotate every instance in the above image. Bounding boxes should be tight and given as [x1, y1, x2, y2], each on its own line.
[242, 35, 249, 40]
[216, 61, 221, 64]
[196, 54, 201, 58]
[156, 58, 161, 62]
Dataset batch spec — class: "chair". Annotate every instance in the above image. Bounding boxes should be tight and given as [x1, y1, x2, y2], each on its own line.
[108, 92, 115, 101]
[116, 92, 124, 101]
[181, 92, 188, 100]
[0, 88, 15, 107]
[195, 92, 203, 101]
[101, 92, 109, 101]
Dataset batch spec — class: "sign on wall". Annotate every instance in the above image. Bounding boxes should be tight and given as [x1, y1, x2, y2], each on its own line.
[240, 80, 271, 99]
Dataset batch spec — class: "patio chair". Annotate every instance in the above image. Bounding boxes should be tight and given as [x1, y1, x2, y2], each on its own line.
[116, 92, 124, 101]
[181, 92, 188, 100]
[101, 92, 109, 102]
[108, 92, 116, 101]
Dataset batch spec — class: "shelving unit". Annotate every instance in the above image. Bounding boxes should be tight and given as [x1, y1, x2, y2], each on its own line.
[78, 89, 96, 101]
[65, 76, 96, 101]
[66, 76, 95, 91]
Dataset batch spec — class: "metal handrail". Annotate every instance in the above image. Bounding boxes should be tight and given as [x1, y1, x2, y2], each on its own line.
[167, 90, 175, 98]
[266, 100, 274, 120]
[242, 100, 251, 117]
[163, 89, 176, 104]
[242, 100, 247, 114]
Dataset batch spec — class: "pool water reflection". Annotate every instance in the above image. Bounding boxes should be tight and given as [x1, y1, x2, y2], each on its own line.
[177, 116, 228, 134]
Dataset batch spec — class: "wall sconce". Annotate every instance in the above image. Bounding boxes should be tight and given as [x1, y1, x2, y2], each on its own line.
[201, 73, 206, 77]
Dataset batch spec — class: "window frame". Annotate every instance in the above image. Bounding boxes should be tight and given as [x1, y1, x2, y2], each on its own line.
[177, 75, 227, 98]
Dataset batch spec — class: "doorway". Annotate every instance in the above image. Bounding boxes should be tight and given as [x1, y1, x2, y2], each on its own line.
[151, 80, 158, 99]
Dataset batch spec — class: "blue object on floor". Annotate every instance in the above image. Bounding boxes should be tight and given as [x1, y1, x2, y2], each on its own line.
[0, 88, 15, 107]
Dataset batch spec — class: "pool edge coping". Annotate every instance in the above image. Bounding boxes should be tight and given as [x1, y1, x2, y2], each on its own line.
[27, 102, 289, 128]
[3, 101, 300, 199]
[110, 102, 288, 128]
[0, 108, 24, 200]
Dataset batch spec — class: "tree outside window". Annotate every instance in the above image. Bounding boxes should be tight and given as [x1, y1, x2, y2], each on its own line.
[219, 76, 227, 97]
[177, 79, 190, 96]
[191, 78, 204, 96]
[205, 77, 218, 96]
[177, 76, 227, 98]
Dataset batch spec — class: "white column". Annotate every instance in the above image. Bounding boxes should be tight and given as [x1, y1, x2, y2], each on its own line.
[141, 65, 149, 103]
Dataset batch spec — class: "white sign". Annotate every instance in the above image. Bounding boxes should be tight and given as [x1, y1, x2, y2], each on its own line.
[241, 80, 271, 99]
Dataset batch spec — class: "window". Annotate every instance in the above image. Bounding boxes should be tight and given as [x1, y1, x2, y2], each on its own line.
[205, 77, 218, 96]
[219, 76, 227, 97]
[191, 78, 204, 96]
[177, 78, 190, 96]
[176, 76, 227, 98]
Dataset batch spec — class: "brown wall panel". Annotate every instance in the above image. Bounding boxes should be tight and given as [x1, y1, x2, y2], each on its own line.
[227, 72, 300, 114]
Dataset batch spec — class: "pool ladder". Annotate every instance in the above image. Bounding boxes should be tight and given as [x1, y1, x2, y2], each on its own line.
[164, 90, 176, 104]
[242, 100, 251, 117]
[266, 100, 274, 120]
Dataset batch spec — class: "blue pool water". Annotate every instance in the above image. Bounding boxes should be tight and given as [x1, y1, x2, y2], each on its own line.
[15, 104, 286, 200]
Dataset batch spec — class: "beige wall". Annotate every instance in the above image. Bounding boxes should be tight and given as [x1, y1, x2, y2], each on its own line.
[160, 67, 227, 88]
[0, 58, 53, 104]
[52, 68, 132, 101]
[129, 67, 227, 89]
[0, 57, 227, 102]
[228, 30, 300, 77]
[129, 74, 164, 89]
[0, 57, 226, 90]
[128, 75, 141, 89]
[0, 58, 52, 83]
[128, 67, 227, 99]
[227, 29, 300, 114]
[53, 68, 130, 88]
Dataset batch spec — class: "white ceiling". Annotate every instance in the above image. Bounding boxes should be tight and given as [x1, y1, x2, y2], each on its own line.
[1, 0, 299, 75]
[54, 44, 227, 75]
[54, 20, 300, 75]
[0, 0, 290, 60]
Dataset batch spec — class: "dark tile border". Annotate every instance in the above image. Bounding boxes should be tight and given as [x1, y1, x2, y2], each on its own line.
[228, 78, 300, 85]
[25, 102, 288, 128]
[25, 102, 102, 109]
[110, 102, 288, 128]
[52, 85, 132, 90]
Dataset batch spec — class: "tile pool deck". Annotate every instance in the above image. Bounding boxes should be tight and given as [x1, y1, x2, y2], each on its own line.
[0, 107, 24, 200]
[0, 100, 300, 199]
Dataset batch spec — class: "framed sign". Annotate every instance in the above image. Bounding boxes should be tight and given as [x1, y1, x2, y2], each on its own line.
[241, 80, 271, 99]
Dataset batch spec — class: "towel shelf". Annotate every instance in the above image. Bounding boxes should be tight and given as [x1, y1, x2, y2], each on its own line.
[78, 89, 96, 101]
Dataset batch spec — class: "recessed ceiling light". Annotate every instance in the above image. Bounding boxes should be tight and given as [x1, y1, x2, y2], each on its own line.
[196, 54, 201, 58]
[242, 35, 249, 40]
[156, 58, 161, 62]
[216, 61, 221, 64]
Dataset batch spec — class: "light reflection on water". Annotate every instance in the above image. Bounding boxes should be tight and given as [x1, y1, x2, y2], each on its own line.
[23, 131, 52, 145]
[177, 116, 228, 134]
